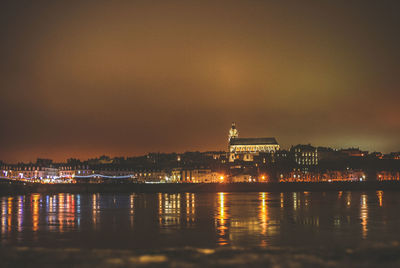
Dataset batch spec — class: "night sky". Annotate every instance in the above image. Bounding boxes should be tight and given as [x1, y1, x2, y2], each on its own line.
[1, 1, 399, 162]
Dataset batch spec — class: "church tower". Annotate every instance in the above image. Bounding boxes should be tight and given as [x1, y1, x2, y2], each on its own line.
[228, 122, 239, 141]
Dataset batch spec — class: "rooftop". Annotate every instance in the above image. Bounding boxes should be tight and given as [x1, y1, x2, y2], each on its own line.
[229, 137, 278, 146]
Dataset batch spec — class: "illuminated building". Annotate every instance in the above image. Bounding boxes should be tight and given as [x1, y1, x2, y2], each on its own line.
[58, 166, 76, 177]
[1, 164, 59, 180]
[228, 123, 280, 162]
[171, 168, 220, 183]
[284, 170, 322, 182]
[134, 169, 168, 183]
[291, 144, 318, 166]
[231, 174, 255, 183]
[377, 171, 400, 181]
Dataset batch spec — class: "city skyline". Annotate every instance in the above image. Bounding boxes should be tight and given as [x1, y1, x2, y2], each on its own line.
[1, 1, 399, 162]
[1, 121, 399, 163]
[1, 133, 398, 164]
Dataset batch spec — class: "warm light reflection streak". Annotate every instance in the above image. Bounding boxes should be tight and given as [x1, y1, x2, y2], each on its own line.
[258, 192, 269, 247]
[377, 191, 383, 207]
[360, 194, 368, 238]
[31, 194, 40, 232]
[216, 192, 229, 246]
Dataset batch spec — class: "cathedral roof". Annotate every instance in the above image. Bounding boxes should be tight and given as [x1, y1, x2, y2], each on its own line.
[229, 137, 278, 146]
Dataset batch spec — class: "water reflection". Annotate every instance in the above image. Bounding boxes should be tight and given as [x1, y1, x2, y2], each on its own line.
[93, 194, 100, 229]
[377, 191, 383, 207]
[293, 192, 298, 210]
[17, 196, 23, 232]
[47, 195, 56, 231]
[130, 194, 134, 228]
[31, 194, 39, 232]
[304, 191, 311, 207]
[185, 193, 195, 224]
[258, 192, 269, 247]
[0, 191, 393, 249]
[1, 197, 7, 235]
[360, 194, 368, 238]
[216, 192, 230, 246]
[346, 192, 352, 207]
[159, 193, 182, 228]
[156, 193, 197, 231]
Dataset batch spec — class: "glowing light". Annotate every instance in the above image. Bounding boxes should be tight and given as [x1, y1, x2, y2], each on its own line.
[1, 197, 7, 235]
[346, 192, 352, 207]
[259, 192, 269, 247]
[32, 194, 40, 232]
[219, 176, 224, 183]
[377, 191, 383, 207]
[7, 197, 12, 233]
[216, 192, 229, 246]
[360, 194, 368, 238]
[17, 196, 23, 232]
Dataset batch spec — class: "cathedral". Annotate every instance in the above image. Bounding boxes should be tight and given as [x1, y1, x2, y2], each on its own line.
[228, 122, 280, 162]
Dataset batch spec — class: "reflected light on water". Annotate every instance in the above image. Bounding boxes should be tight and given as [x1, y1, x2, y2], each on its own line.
[76, 194, 81, 228]
[7, 197, 13, 233]
[68, 194, 76, 230]
[216, 192, 230, 246]
[47, 195, 55, 231]
[258, 192, 269, 247]
[377, 191, 383, 207]
[0, 192, 395, 250]
[93, 194, 100, 229]
[31, 194, 39, 232]
[158, 193, 162, 224]
[360, 194, 368, 239]
[293, 193, 298, 210]
[17, 196, 23, 232]
[59, 194, 64, 232]
[185, 193, 195, 224]
[159, 193, 182, 228]
[346, 192, 352, 207]
[1, 197, 7, 235]
[130, 194, 135, 229]
[304, 191, 310, 207]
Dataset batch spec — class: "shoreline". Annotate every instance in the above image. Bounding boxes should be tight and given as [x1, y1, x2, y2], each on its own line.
[1, 180, 400, 195]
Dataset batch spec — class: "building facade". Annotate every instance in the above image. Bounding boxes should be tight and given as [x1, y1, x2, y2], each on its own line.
[171, 168, 220, 183]
[228, 123, 280, 162]
[291, 144, 318, 166]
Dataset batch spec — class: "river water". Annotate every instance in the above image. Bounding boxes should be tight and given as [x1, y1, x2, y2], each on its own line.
[1, 191, 400, 267]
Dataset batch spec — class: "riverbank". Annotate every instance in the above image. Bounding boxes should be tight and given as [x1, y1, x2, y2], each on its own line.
[1, 180, 400, 195]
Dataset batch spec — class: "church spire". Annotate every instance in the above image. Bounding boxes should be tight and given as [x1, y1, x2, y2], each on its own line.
[228, 122, 238, 141]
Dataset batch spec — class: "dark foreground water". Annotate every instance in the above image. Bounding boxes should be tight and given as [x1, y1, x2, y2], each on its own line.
[1, 191, 400, 267]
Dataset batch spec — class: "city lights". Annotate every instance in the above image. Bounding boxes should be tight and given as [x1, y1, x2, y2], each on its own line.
[0, 1, 399, 267]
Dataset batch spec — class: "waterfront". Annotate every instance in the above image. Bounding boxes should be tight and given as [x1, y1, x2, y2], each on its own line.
[1, 191, 400, 250]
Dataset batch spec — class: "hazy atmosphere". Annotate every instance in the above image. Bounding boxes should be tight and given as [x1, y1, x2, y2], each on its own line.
[1, 0, 399, 162]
